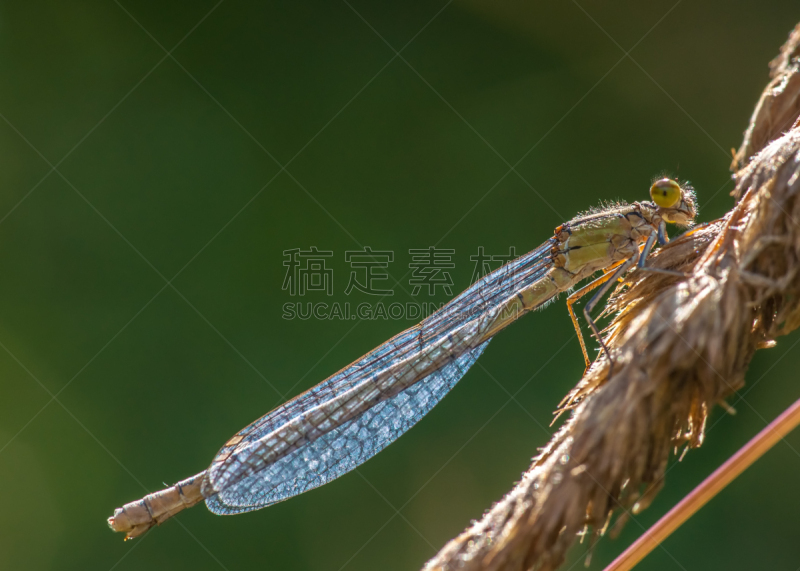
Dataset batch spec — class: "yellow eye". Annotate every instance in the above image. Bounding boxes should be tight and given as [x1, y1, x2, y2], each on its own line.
[650, 178, 682, 208]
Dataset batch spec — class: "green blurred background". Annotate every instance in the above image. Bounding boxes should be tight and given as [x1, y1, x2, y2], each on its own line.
[1, 1, 799, 570]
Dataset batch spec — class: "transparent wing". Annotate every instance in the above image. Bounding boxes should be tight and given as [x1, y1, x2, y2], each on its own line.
[204, 238, 557, 514]
[205, 340, 488, 514]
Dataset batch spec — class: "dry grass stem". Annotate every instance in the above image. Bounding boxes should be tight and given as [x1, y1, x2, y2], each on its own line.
[732, 22, 800, 171]
[424, 22, 800, 571]
[604, 395, 800, 571]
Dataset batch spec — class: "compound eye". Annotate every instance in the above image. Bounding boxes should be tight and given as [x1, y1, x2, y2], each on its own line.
[650, 178, 681, 208]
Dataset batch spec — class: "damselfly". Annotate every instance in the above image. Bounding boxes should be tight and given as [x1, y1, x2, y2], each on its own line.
[108, 179, 696, 539]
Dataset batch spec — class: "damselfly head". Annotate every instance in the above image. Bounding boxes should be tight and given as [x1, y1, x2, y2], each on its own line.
[650, 178, 697, 226]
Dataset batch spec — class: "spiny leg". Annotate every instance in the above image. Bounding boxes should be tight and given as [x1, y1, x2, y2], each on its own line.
[637, 224, 686, 278]
[583, 250, 640, 369]
[570, 225, 680, 370]
[566, 257, 630, 368]
[582, 229, 667, 368]
[566, 270, 619, 368]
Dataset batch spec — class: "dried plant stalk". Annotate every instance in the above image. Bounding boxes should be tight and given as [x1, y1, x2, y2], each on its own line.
[424, 23, 800, 571]
[605, 395, 800, 571]
[732, 22, 800, 171]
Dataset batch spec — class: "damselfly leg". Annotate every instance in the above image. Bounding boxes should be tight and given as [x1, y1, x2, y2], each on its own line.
[566, 266, 622, 368]
[570, 221, 688, 372]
